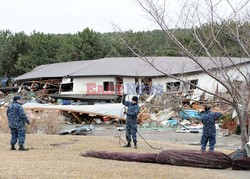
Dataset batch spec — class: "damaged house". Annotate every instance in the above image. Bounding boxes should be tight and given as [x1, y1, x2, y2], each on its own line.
[15, 57, 250, 103]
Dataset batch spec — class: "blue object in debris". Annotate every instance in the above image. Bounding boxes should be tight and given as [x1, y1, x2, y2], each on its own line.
[61, 99, 71, 105]
[168, 119, 178, 126]
[1, 78, 8, 87]
[179, 109, 201, 120]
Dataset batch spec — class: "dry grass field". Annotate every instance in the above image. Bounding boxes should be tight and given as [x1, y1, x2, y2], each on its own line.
[0, 133, 249, 179]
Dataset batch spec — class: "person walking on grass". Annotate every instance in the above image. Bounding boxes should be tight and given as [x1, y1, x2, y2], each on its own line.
[200, 106, 222, 151]
[122, 94, 140, 149]
[7, 96, 30, 151]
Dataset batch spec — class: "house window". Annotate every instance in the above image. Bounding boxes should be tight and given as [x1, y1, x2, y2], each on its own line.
[166, 82, 181, 92]
[103, 81, 114, 91]
[189, 79, 198, 90]
[60, 83, 73, 92]
[116, 77, 123, 95]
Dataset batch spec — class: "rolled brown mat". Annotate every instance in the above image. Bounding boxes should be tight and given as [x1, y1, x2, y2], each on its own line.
[81, 149, 232, 169]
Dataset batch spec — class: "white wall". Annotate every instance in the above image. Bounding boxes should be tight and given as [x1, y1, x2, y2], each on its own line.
[61, 76, 115, 95]
[153, 73, 221, 95]
[60, 76, 138, 96]
[62, 77, 72, 83]
[59, 63, 250, 97]
[152, 63, 250, 97]
[77, 76, 115, 94]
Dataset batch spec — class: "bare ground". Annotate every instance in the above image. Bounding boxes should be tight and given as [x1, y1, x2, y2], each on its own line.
[0, 129, 249, 179]
[93, 125, 242, 150]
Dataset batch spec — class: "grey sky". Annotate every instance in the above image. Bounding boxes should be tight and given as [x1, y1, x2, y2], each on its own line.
[0, 0, 163, 34]
[0, 0, 246, 34]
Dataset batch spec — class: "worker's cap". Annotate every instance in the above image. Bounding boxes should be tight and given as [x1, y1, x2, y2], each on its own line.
[132, 96, 138, 103]
[13, 96, 22, 101]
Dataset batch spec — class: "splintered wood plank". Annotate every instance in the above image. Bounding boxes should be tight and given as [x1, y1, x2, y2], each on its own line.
[71, 112, 82, 123]
[88, 114, 97, 117]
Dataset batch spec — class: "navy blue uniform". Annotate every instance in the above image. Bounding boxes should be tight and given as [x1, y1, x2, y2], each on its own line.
[123, 101, 139, 144]
[200, 110, 222, 151]
[7, 101, 30, 146]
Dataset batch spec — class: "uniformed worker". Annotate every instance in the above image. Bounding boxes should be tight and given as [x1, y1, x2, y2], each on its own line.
[200, 106, 222, 151]
[122, 94, 140, 149]
[7, 96, 30, 151]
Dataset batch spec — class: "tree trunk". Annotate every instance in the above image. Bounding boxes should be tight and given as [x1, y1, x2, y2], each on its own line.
[236, 107, 249, 148]
[248, 113, 250, 140]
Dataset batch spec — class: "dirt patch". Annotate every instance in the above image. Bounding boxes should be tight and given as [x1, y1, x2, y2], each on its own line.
[50, 139, 79, 146]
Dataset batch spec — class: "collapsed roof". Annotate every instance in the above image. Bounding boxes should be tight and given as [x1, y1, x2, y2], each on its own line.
[16, 57, 250, 81]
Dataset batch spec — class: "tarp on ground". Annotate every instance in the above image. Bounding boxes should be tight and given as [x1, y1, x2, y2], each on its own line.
[82, 150, 232, 169]
[232, 157, 250, 170]
[82, 150, 157, 163]
[156, 150, 232, 169]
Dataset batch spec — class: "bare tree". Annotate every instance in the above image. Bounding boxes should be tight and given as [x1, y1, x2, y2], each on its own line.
[116, 0, 250, 147]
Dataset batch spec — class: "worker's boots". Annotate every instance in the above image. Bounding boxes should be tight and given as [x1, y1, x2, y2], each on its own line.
[19, 145, 29, 151]
[11, 145, 16, 150]
[134, 142, 138, 149]
[124, 142, 131, 147]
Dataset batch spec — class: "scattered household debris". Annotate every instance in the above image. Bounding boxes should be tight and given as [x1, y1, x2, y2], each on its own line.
[59, 125, 95, 135]
[0, 79, 61, 106]
[150, 107, 176, 125]
[0, 82, 243, 137]
[0, 99, 4, 106]
[179, 109, 201, 120]
[21, 79, 61, 102]
[137, 93, 242, 137]
[219, 129, 230, 137]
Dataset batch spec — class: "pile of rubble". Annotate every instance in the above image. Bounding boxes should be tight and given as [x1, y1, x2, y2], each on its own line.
[0, 79, 61, 107]
[137, 94, 238, 136]
[0, 83, 242, 137]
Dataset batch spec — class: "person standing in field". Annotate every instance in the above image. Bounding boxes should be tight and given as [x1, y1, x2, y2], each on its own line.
[122, 94, 140, 149]
[7, 96, 30, 151]
[200, 106, 222, 151]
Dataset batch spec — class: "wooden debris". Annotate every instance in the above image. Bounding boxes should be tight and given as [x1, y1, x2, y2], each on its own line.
[71, 112, 82, 123]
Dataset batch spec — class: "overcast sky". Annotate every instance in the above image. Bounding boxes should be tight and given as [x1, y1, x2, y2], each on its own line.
[0, 0, 166, 34]
[0, 0, 247, 34]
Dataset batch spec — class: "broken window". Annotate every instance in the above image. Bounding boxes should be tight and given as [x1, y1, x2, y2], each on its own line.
[189, 79, 198, 90]
[182, 79, 198, 91]
[142, 78, 152, 95]
[103, 81, 114, 91]
[60, 83, 73, 92]
[116, 77, 123, 95]
[166, 82, 181, 92]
